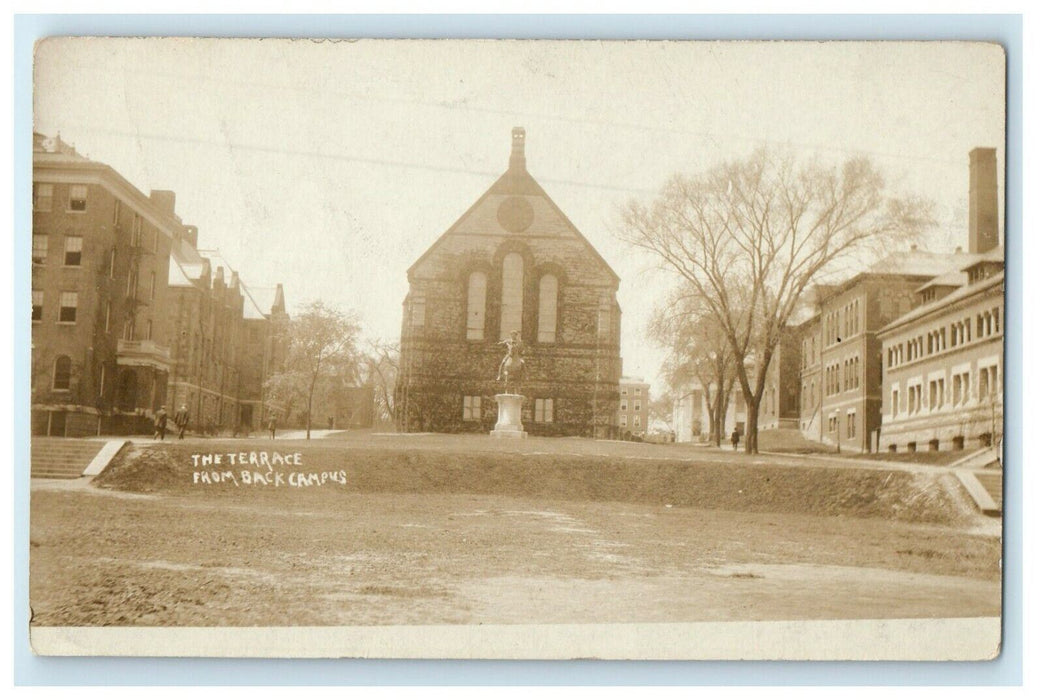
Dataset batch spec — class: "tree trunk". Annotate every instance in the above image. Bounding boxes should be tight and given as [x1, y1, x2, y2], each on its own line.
[745, 395, 761, 454]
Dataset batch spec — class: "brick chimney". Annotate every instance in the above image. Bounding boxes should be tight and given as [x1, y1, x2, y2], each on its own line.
[149, 190, 177, 216]
[509, 127, 526, 171]
[968, 148, 999, 254]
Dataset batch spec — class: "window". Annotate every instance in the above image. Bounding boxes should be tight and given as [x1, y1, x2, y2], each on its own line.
[462, 395, 482, 422]
[32, 290, 43, 322]
[109, 248, 116, 278]
[500, 252, 524, 339]
[32, 235, 48, 265]
[634, 400, 642, 412]
[68, 184, 88, 212]
[104, 302, 111, 332]
[891, 388, 899, 417]
[127, 270, 138, 299]
[633, 415, 641, 428]
[132, 214, 142, 247]
[52, 355, 72, 390]
[979, 365, 999, 401]
[621, 388, 629, 396]
[113, 199, 121, 226]
[98, 364, 106, 397]
[537, 274, 558, 343]
[410, 296, 425, 328]
[58, 292, 77, 323]
[149, 271, 156, 299]
[846, 412, 856, 439]
[621, 400, 628, 411]
[465, 271, 487, 340]
[620, 415, 627, 427]
[63, 236, 83, 266]
[534, 398, 554, 423]
[146, 320, 153, 341]
[124, 320, 135, 341]
[33, 183, 53, 212]
[597, 294, 611, 339]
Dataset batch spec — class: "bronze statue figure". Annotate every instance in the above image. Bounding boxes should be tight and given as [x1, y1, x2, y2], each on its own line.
[496, 330, 525, 389]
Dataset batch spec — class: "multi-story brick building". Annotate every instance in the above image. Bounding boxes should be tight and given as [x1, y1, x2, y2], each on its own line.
[617, 376, 650, 437]
[31, 132, 289, 437]
[798, 250, 973, 452]
[396, 128, 622, 436]
[165, 242, 289, 433]
[878, 148, 1003, 453]
[32, 133, 179, 436]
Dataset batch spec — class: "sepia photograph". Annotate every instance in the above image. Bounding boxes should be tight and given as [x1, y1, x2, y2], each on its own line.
[26, 37, 1007, 660]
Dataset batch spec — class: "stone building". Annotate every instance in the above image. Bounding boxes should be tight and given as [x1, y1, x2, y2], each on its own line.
[31, 132, 289, 437]
[617, 376, 650, 437]
[396, 128, 622, 436]
[32, 133, 179, 436]
[878, 148, 1003, 453]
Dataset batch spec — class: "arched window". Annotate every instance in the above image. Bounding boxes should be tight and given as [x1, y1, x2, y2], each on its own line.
[52, 355, 72, 391]
[537, 274, 558, 343]
[500, 253, 523, 339]
[466, 271, 487, 340]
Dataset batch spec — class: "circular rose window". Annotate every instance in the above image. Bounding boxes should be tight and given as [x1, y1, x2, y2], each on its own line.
[497, 196, 535, 233]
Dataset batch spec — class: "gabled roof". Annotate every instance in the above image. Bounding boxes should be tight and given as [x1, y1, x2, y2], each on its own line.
[407, 129, 620, 284]
[916, 269, 965, 294]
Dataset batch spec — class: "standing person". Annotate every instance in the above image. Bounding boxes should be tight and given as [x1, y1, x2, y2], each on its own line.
[154, 406, 169, 441]
[267, 414, 276, 440]
[174, 404, 190, 440]
[730, 427, 740, 451]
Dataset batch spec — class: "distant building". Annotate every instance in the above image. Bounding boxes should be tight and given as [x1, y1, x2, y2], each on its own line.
[31, 132, 289, 437]
[617, 376, 649, 436]
[397, 128, 622, 436]
[165, 242, 289, 434]
[878, 148, 1003, 453]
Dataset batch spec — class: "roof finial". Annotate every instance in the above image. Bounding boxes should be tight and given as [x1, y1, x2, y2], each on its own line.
[509, 127, 526, 171]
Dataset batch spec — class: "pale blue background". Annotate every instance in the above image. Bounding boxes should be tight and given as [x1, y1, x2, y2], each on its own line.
[13, 13, 1023, 686]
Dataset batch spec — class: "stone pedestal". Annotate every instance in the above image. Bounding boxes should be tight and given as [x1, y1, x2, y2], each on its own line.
[490, 393, 527, 438]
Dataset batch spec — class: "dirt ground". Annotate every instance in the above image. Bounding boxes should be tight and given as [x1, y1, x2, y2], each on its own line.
[29, 437, 1001, 627]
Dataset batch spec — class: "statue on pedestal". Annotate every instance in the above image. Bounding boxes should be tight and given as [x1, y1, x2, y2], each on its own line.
[491, 330, 528, 439]
[496, 330, 525, 391]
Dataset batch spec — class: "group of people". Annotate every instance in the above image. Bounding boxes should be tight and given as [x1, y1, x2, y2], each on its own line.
[152, 405, 278, 440]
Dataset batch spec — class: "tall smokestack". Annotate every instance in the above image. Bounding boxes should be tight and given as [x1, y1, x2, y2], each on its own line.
[968, 147, 999, 254]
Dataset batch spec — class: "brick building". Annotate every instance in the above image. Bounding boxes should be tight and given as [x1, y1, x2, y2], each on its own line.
[397, 128, 622, 435]
[798, 250, 973, 452]
[617, 376, 650, 437]
[878, 148, 1004, 453]
[32, 133, 179, 436]
[31, 133, 289, 437]
[165, 242, 289, 434]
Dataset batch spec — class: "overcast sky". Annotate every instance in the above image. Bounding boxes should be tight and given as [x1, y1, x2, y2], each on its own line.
[33, 39, 1005, 395]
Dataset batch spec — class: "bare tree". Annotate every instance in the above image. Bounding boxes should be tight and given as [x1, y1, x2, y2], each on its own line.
[263, 300, 361, 439]
[622, 148, 932, 453]
[363, 339, 399, 426]
[649, 290, 735, 447]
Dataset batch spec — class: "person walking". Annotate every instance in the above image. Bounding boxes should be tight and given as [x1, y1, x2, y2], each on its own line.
[173, 404, 190, 440]
[267, 414, 276, 440]
[154, 406, 169, 441]
[730, 427, 740, 451]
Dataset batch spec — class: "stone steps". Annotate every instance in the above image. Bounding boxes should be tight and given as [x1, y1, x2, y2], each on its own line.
[975, 471, 1003, 510]
[31, 439, 106, 479]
